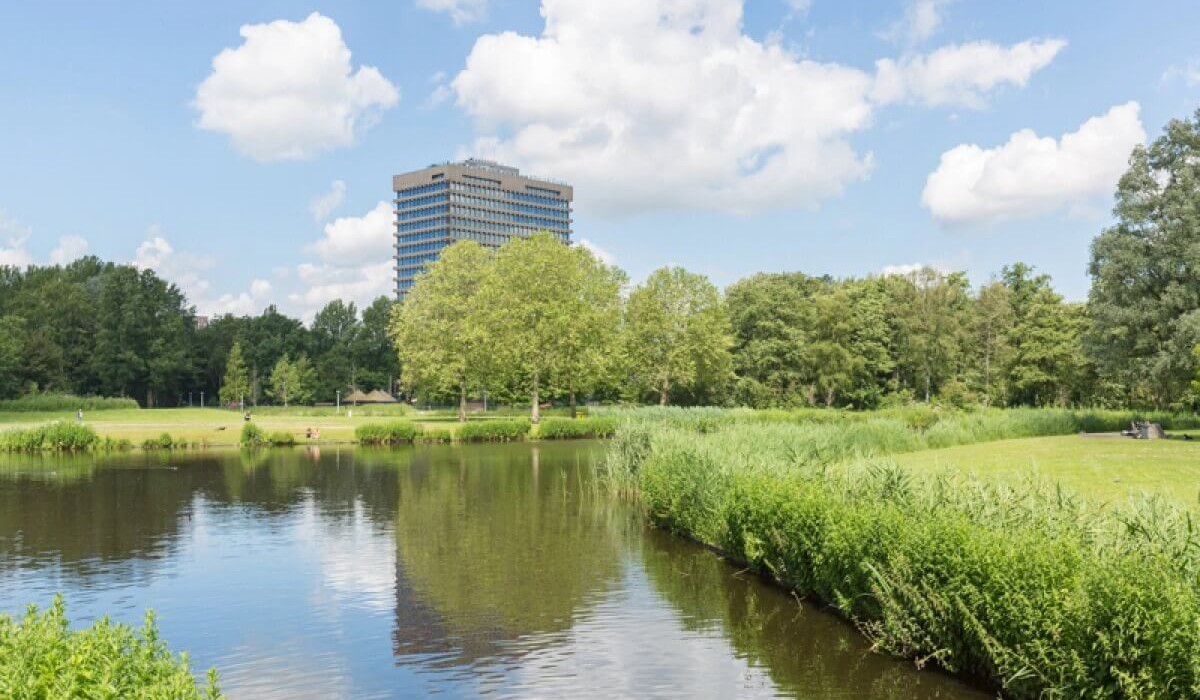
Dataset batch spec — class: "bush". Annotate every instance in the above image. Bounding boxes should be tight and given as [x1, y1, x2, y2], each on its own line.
[266, 431, 295, 446]
[0, 594, 223, 698]
[0, 423, 99, 452]
[605, 419, 1200, 699]
[0, 393, 140, 412]
[239, 422, 264, 446]
[419, 428, 453, 444]
[537, 416, 619, 439]
[457, 418, 531, 442]
[355, 421, 420, 445]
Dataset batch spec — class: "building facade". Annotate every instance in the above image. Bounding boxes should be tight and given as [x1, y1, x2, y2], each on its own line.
[393, 159, 573, 298]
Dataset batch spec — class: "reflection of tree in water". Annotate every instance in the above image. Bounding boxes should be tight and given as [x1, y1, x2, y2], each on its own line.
[639, 528, 987, 700]
[0, 448, 410, 586]
[391, 442, 626, 667]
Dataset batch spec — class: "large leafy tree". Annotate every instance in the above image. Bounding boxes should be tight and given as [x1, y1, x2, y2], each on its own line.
[392, 241, 490, 421]
[1088, 109, 1200, 407]
[0, 316, 27, 398]
[311, 300, 360, 400]
[472, 232, 613, 423]
[624, 266, 733, 406]
[353, 296, 401, 392]
[548, 246, 625, 416]
[726, 273, 820, 407]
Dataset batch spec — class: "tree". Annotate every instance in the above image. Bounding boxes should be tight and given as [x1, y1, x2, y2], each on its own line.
[974, 280, 1015, 406]
[392, 241, 490, 421]
[624, 266, 733, 406]
[549, 246, 625, 417]
[1088, 109, 1200, 407]
[726, 273, 820, 407]
[220, 341, 251, 408]
[268, 355, 296, 407]
[888, 268, 971, 402]
[472, 233, 611, 423]
[0, 316, 27, 398]
[312, 300, 359, 401]
[353, 296, 401, 392]
[1009, 286, 1081, 406]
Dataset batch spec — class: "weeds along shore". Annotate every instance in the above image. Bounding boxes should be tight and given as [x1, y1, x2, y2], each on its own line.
[600, 408, 1200, 699]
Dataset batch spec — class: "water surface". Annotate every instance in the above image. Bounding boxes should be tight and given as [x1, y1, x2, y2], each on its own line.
[0, 444, 987, 699]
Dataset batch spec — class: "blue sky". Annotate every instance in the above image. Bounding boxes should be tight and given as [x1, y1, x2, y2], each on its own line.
[1, 0, 1198, 318]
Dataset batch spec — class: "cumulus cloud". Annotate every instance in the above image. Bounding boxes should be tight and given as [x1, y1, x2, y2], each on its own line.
[292, 201, 396, 318]
[133, 228, 217, 300]
[0, 210, 33, 267]
[873, 39, 1065, 108]
[194, 13, 399, 161]
[1162, 60, 1200, 86]
[577, 238, 615, 265]
[416, 0, 489, 25]
[882, 0, 954, 45]
[208, 278, 274, 316]
[49, 235, 89, 265]
[451, 0, 1062, 217]
[922, 102, 1146, 227]
[309, 180, 347, 222]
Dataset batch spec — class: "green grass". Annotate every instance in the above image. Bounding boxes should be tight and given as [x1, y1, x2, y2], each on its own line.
[0, 394, 140, 412]
[603, 413, 1200, 699]
[890, 434, 1200, 504]
[457, 418, 531, 442]
[536, 416, 619, 439]
[0, 595, 223, 699]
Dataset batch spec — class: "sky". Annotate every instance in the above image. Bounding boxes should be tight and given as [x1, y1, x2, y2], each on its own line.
[1, 0, 1198, 320]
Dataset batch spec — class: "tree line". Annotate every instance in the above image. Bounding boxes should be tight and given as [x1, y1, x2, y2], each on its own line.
[3, 109, 1198, 413]
[0, 258, 398, 406]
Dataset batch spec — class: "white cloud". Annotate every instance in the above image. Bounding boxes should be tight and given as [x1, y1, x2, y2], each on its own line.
[132, 228, 217, 300]
[309, 180, 347, 222]
[309, 201, 394, 266]
[0, 210, 33, 267]
[873, 39, 1065, 108]
[785, 0, 812, 16]
[416, 0, 489, 25]
[49, 235, 89, 265]
[922, 102, 1146, 227]
[882, 0, 954, 45]
[453, 0, 877, 216]
[577, 238, 615, 266]
[1162, 60, 1200, 86]
[451, 0, 1061, 218]
[194, 13, 399, 161]
[208, 278, 274, 316]
[292, 201, 396, 318]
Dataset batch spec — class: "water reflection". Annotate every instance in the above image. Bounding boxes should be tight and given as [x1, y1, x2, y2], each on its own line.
[0, 444, 988, 699]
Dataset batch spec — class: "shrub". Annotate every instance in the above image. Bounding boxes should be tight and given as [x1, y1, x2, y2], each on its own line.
[239, 422, 264, 446]
[0, 393, 140, 412]
[537, 416, 619, 439]
[0, 423, 99, 452]
[457, 418, 531, 442]
[605, 419, 1200, 699]
[420, 428, 453, 444]
[355, 421, 420, 445]
[266, 431, 295, 446]
[0, 594, 223, 698]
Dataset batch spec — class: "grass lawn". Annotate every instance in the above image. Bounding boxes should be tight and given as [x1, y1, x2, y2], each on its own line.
[889, 434, 1200, 505]
[0, 406, 475, 446]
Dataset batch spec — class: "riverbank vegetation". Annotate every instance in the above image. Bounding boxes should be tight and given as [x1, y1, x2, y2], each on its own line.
[0, 595, 223, 699]
[603, 412, 1200, 699]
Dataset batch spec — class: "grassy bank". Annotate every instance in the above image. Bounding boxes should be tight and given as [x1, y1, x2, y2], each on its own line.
[604, 413, 1200, 699]
[0, 595, 222, 699]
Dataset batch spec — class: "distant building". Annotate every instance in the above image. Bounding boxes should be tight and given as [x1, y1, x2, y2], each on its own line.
[393, 159, 573, 298]
[195, 315, 210, 330]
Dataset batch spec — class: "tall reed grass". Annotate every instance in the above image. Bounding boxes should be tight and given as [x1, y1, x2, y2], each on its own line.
[603, 417, 1200, 699]
[0, 422, 99, 452]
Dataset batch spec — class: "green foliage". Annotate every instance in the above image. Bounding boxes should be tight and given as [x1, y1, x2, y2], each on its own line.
[0, 594, 223, 699]
[141, 432, 178, 450]
[0, 394, 140, 412]
[239, 422, 264, 446]
[355, 421, 421, 444]
[624, 266, 734, 406]
[536, 416, 619, 439]
[267, 354, 317, 407]
[266, 431, 295, 446]
[457, 418, 531, 442]
[219, 341, 251, 408]
[605, 417, 1200, 699]
[0, 423, 99, 452]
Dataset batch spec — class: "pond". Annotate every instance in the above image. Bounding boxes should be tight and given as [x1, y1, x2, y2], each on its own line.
[0, 443, 988, 699]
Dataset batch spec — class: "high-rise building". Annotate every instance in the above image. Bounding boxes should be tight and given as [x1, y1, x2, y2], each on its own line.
[393, 159, 573, 298]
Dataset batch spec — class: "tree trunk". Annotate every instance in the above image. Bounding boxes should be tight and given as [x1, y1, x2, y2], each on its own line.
[458, 384, 467, 423]
[659, 377, 669, 406]
[531, 372, 540, 424]
[569, 390, 577, 419]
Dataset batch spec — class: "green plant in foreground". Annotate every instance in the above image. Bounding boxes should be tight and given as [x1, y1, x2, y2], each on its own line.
[457, 418, 531, 442]
[355, 421, 420, 445]
[0, 594, 223, 699]
[239, 422, 264, 446]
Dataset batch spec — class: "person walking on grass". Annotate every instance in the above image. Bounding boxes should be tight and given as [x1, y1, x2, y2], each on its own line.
[76, 408, 83, 424]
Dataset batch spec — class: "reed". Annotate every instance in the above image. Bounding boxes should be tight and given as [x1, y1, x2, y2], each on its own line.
[603, 417, 1200, 699]
[457, 418, 531, 442]
[0, 422, 99, 452]
[537, 416, 619, 439]
[355, 421, 420, 445]
[0, 394, 140, 412]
